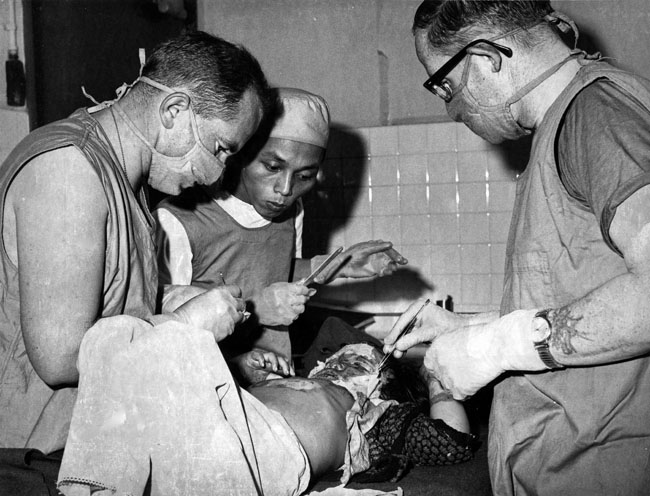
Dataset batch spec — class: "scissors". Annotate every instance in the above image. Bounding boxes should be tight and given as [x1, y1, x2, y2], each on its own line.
[378, 298, 431, 371]
[299, 246, 345, 286]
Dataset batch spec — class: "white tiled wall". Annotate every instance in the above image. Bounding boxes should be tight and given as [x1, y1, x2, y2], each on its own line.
[303, 121, 530, 318]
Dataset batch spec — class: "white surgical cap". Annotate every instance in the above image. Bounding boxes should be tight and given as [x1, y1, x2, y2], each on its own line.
[269, 88, 330, 149]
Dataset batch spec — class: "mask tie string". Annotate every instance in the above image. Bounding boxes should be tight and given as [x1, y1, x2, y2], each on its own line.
[83, 48, 147, 112]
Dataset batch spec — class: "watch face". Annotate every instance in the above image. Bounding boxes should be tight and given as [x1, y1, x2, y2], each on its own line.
[532, 316, 552, 343]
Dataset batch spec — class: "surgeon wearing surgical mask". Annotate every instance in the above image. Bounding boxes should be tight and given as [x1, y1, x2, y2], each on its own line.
[155, 88, 408, 361]
[385, 2, 650, 496]
[0, 31, 272, 469]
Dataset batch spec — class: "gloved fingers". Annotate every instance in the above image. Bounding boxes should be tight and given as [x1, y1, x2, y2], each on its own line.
[287, 293, 310, 306]
[312, 254, 350, 284]
[377, 261, 398, 277]
[291, 283, 315, 295]
[289, 303, 306, 317]
[385, 247, 408, 265]
[347, 240, 394, 259]
[383, 298, 430, 350]
[222, 284, 243, 299]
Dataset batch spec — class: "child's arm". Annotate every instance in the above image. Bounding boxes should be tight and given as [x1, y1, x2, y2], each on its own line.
[421, 364, 470, 433]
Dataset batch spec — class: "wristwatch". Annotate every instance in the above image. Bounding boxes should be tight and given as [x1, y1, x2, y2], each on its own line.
[532, 309, 564, 370]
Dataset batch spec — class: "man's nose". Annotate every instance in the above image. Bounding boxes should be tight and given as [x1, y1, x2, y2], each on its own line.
[274, 174, 293, 197]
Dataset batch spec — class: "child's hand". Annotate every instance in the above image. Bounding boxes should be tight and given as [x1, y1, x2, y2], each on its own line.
[246, 349, 295, 377]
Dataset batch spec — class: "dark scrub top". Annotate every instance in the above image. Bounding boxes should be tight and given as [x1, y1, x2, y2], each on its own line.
[157, 187, 296, 357]
[491, 59, 650, 496]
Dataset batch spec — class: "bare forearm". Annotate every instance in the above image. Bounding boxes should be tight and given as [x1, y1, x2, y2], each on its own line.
[549, 271, 650, 366]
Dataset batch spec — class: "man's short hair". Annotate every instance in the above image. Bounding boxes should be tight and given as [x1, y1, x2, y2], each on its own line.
[413, 0, 555, 53]
[140, 31, 272, 120]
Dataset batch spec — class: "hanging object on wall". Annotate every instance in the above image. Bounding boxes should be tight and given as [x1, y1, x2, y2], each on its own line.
[5, 0, 25, 106]
[153, 0, 187, 19]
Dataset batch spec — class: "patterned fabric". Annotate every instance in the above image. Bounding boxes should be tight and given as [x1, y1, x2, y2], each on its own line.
[355, 402, 479, 483]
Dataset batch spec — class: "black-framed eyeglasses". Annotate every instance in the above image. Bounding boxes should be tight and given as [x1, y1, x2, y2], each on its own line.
[423, 39, 513, 102]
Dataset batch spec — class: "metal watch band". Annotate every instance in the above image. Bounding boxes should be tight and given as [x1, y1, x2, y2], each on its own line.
[534, 342, 564, 370]
[533, 309, 565, 370]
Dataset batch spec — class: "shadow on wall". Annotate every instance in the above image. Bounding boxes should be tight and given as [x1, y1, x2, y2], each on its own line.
[302, 126, 367, 256]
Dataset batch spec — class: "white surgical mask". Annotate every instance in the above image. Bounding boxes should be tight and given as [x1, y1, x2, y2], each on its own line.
[446, 53, 579, 144]
[112, 76, 226, 195]
[446, 13, 582, 144]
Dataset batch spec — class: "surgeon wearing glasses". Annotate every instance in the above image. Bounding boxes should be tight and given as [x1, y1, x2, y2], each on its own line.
[384, 1, 650, 496]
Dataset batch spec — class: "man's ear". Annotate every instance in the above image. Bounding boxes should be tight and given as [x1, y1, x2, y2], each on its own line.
[159, 92, 191, 129]
[467, 43, 505, 73]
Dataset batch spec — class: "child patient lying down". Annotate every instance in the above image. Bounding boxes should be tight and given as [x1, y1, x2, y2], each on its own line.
[240, 339, 479, 484]
[57, 316, 478, 496]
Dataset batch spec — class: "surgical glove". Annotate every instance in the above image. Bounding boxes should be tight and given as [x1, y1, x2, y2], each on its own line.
[161, 284, 206, 313]
[383, 299, 468, 359]
[249, 282, 316, 327]
[312, 240, 408, 284]
[172, 285, 245, 342]
[423, 309, 546, 400]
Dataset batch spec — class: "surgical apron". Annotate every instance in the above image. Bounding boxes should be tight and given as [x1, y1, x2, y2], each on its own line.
[491, 59, 650, 495]
[0, 108, 157, 454]
[157, 187, 296, 356]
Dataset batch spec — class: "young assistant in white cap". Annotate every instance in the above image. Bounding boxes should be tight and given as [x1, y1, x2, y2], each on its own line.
[154, 87, 407, 368]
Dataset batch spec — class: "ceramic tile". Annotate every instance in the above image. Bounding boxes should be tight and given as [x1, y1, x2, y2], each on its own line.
[401, 215, 431, 245]
[428, 183, 458, 214]
[456, 123, 491, 151]
[457, 151, 489, 183]
[342, 157, 370, 187]
[400, 244, 432, 279]
[398, 154, 428, 185]
[373, 215, 401, 241]
[344, 217, 374, 246]
[461, 274, 492, 305]
[428, 152, 457, 184]
[344, 187, 371, 218]
[488, 181, 517, 212]
[430, 213, 460, 244]
[371, 186, 400, 216]
[369, 155, 399, 186]
[489, 212, 512, 243]
[430, 274, 461, 303]
[487, 148, 519, 181]
[400, 184, 429, 215]
[459, 213, 490, 244]
[430, 244, 461, 274]
[398, 124, 428, 154]
[490, 243, 507, 274]
[368, 126, 398, 156]
[491, 273, 505, 307]
[460, 244, 491, 274]
[426, 122, 457, 153]
[457, 183, 488, 212]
